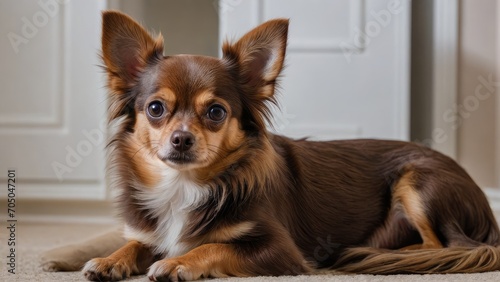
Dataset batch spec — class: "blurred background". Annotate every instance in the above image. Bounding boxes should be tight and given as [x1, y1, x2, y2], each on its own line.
[0, 0, 498, 222]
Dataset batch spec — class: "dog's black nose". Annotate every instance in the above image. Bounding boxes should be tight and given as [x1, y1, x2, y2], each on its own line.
[170, 130, 195, 152]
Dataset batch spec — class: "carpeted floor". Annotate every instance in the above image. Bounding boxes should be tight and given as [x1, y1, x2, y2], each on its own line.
[1, 222, 500, 282]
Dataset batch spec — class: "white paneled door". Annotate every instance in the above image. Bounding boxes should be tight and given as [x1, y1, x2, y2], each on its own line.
[0, 0, 107, 200]
[219, 0, 411, 140]
[0, 0, 411, 200]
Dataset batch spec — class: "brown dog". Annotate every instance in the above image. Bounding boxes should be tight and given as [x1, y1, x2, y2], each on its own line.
[42, 11, 500, 281]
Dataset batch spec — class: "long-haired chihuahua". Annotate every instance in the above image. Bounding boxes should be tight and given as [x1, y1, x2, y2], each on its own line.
[65, 11, 500, 281]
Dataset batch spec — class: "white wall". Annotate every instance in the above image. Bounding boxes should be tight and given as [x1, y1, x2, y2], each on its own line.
[498, 1, 500, 188]
[458, 0, 498, 188]
[412, 0, 499, 189]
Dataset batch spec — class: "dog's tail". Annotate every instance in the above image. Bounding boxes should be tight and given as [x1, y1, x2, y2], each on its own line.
[334, 246, 500, 274]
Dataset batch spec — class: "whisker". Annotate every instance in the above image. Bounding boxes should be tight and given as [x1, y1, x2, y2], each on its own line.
[130, 139, 162, 160]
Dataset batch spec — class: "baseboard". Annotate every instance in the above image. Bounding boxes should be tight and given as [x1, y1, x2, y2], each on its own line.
[484, 187, 500, 213]
[0, 199, 116, 225]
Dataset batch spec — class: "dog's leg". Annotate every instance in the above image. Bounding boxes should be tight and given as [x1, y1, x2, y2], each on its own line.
[83, 240, 155, 281]
[147, 243, 244, 281]
[148, 240, 311, 281]
[335, 168, 500, 274]
[40, 229, 125, 272]
[393, 171, 443, 249]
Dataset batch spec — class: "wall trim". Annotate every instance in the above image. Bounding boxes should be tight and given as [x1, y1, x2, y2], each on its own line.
[484, 187, 500, 213]
[0, 200, 116, 225]
[497, 1, 500, 189]
[395, 0, 412, 141]
[431, 0, 459, 158]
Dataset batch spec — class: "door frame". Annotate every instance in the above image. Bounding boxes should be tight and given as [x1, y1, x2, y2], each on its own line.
[431, 0, 459, 159]
[497, 0, 500, 190]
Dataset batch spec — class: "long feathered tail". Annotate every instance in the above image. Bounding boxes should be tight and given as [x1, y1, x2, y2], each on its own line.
[334, 246, 500, 274]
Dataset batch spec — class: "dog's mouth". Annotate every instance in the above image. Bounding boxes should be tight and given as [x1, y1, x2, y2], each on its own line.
[160, 152, 197, 165]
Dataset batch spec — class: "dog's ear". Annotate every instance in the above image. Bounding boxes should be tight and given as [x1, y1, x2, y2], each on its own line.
[222, 19, 289, 99]
[101, 11, 163, 90]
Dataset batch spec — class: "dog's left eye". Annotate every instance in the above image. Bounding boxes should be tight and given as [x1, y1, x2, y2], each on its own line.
[147, 101, 165, 118]
[207, 105, 226, 122]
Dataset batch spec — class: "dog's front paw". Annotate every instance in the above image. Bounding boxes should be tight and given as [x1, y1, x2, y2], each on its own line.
[82, 257, 134, 281]
[147, 259, 204, 282]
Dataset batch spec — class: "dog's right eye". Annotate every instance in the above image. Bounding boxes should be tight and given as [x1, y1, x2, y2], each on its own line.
[147, 101, 165, 118]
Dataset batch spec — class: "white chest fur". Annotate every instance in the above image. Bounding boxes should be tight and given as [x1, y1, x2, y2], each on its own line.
[123, 169, 209, 257]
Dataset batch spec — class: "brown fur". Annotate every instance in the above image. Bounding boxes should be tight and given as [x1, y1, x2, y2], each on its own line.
[392, 172, 443, 249]
[147, 244, 247, 280]
[83, 240, 156, 281]
[74, 10, 500, 281]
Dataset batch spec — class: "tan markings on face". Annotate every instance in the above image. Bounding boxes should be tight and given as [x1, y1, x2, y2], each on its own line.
[194, 117, 246, 181]
[202, 117, 245, 157]
[146, 114, 184, 155]
[154, 87, 176, 106]
[196, 88, 244, 160]
[222, 118, 245, 150]
[124, 114, 164, 187]
[131, 88, 246, 175]
[192, 91, 244, 167]
[195, 91, 216, 115]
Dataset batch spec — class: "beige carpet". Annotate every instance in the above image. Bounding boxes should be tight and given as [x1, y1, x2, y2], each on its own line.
[1, 222, 500, 282]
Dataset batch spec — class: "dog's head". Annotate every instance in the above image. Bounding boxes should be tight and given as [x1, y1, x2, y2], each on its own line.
[102, 11, 288, 179]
